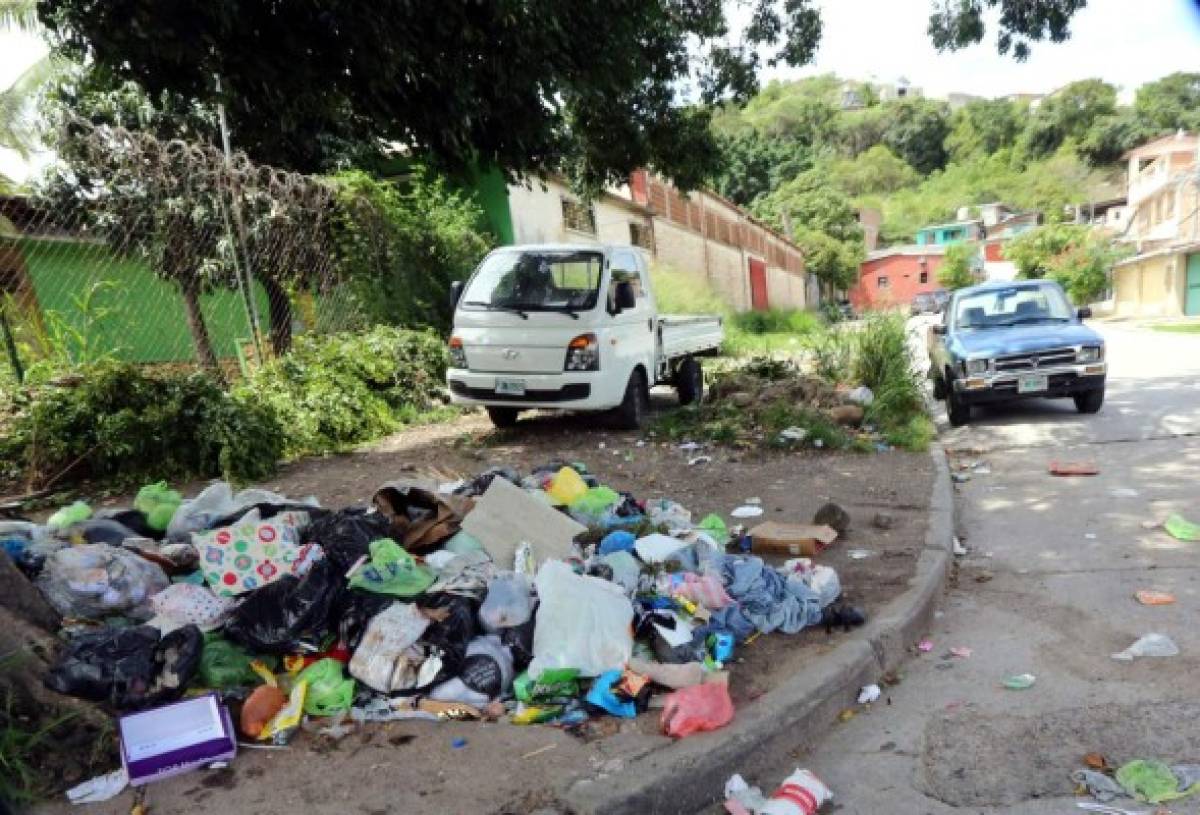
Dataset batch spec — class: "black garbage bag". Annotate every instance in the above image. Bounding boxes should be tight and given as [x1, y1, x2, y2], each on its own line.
[304, 508, 391, 572]
[224, 558, 342, 653]
[415, 594, 478, 685]
[501, 611, 537, 672]
[336, 590, 395, 651]
[208, 503, 329, 532]
[45, 624, 203, 709]
[453, 466, 521, 498]
[93, 509, 159, 540]
[62, 518, 143, 546]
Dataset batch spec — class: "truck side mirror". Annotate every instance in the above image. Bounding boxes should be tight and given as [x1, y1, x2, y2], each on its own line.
[450, 280, 464, 312]
[932, 324, 947, 336]
[1076, 306, 1092, 320]
[613, 281, 637, 313]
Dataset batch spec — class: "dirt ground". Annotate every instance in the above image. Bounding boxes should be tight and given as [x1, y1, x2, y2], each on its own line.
[36, 400, 933, 815]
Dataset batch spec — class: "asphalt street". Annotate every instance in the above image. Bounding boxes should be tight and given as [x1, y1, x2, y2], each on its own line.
[734, 320, 1200, 814]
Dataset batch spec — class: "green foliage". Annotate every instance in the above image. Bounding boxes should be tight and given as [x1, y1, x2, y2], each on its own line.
[938, 244, 977, 290]
[882, 98, 951, 174]
[0, 684, 78, 805]
[754, 170, 863, 243]
[331, 168, 492, 333]
[1019, 79, 1116, 160]
[853, 313, 925, 438]
[946, 98, 1023, 161]
[1078, 111, 1153, 166]
[1151, 323, 1200, 335]
[235, 326, 450, 458]
[711, 129, 812, 207]
[1133, 72, 1200, 133]
[1005, 223, 1131, 303]
[825, 145, 919, 197]
[794, 228, 864, 293]
[805, 328, 856, 384]
[883, 414, 936, 452]
[730, 309, 822, 336]
[927, 0, 1089, 60]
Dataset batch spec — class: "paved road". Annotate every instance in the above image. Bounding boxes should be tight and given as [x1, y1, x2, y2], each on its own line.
[736, 321, 1200, 814]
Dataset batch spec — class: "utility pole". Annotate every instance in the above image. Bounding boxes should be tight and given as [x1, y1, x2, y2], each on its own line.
[0, 300, 23, 384]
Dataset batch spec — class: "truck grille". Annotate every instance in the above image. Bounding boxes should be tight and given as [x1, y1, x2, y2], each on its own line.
[993, 346, 1077, 373]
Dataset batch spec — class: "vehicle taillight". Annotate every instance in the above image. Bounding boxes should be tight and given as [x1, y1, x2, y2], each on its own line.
[448, 336, 467, 369]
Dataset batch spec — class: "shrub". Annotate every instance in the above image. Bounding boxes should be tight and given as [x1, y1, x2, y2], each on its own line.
[805, 327, 856, 384]
[854, 312, 926, 433]
[730, 308, 822, 335]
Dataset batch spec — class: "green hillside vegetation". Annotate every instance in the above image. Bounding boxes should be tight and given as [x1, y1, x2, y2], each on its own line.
[709, 72, 1200, 292]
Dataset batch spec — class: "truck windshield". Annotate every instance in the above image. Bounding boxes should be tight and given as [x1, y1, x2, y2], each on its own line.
[953, 282, 1073, 330]
[460, 250, 604, 313]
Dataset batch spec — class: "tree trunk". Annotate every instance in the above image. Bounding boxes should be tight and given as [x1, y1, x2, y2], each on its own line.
[261, 274, 293, 356]
[180, 280, 222, 378]
[0, 549, 59, 632]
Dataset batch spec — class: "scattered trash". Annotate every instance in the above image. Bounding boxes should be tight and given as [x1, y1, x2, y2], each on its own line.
[1071, 768, 1130, 803]
[748, 522, 838, 557]
[1141, 520, 1163, 531]
[451, 737, 468, 749]
[757, 767, 833, 815]
[1049, 461, 1100, 476]
[917, 640, 934, 652]
[1084, 752, 1111, 770]
[66, 768, 129, 804]
[1115, 759, 1197, 804]
[724, 773, 767, 814]
[846, 386, 874, 406]
[857, 684, 881, 704]
[688, 455, 713, 466]
[119, 694, 237, 785]
[778, 427, 809, 444]
[949, 647, 972, 659]
[1164, 514, 1200, 542]
[661, 681, 734, 738]
[871, 513, 894, 530]
[1085, 533, 1098, 540]
[951, 472, 971, 484]
[812, 502, 850, 534]
[731, 505, 765, 519]
[1002, 673, 1036, 690]
[1111, 633, 1179, 661]
[953, 538, 967, 556]
[1109, 488, 1140, 498]
[1134, 590, 1176, 606]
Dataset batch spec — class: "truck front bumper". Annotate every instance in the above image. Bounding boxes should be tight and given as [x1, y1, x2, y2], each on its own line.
[952, 362, 1106, 406]
[447, 369, 624, 411]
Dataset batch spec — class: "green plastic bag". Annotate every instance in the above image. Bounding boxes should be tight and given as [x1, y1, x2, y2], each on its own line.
[199, 634, 277, 689]
[134, 481, 183, 532]
[513, 668, 580, 703]
[1165, 514, 1200, 542]
[569, 486, 620, 518]
[48, 501, 91, 529]
[697, 514, 729, 543]
[297, 658, 356, 717]
[1116, 759, 1193, 804]
[348, 538, 435, 597]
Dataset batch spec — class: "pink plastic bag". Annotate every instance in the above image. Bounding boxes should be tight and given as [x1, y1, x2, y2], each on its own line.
[661, 681, 734, 738]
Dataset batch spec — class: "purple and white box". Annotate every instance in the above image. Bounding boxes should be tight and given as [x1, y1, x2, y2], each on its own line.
[119, 693, 237, 786]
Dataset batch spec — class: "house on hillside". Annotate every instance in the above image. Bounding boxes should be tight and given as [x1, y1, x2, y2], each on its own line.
[876, 77, 922, 103]
[474, 172, 810, 312]
[849, 245, 946, 312]
[1110, 131, 1200, 317]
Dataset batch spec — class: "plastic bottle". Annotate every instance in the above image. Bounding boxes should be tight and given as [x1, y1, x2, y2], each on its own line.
[758, 768, 833, 815]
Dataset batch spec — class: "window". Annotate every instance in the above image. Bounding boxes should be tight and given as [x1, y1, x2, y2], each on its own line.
[919, 271, 929, 284]
[460, 249, 604, 313]
[562, 198, 596, 235]
[952, 281, 1072, 329]
[877, 276, 889, 289]
[629, 222, 654, 252]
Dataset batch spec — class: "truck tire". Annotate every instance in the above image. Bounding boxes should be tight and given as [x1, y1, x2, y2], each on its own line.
[613, 369, 649, 430]
[675, 356, 704, 406]
[930, 368, 946, 400]
[486, 406, 520, 428]
[1074, 388, 1104, 414]
[946, 382, 971, 427]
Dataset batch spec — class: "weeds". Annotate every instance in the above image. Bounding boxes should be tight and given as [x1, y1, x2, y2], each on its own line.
[805, 328, 855, 384]
[730, 308, 822, 336]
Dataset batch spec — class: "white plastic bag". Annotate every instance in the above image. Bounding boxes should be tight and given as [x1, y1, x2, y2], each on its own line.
[479, 572, 533, 631]
[349, 603, 429, 692]
[167, 482, 318, 539]
[1111, 632, 1179, 661]
[37, 544, 169, 619]
[527, 559, 634, 678]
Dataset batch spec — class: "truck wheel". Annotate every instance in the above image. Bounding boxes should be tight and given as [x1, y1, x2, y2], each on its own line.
[613, 369, 649, 430]
[675, 357, 704, 406]
[1074, 388, 1105, 414]
[931, 368, 946, 400]
[486, 406, 520, 428]
[946, 384, 971, 427]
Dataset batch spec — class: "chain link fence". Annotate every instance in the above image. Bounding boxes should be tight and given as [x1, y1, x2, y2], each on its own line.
[0, 122, 366, 383]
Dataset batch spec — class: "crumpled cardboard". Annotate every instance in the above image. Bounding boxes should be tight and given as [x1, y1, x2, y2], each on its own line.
[372, 479, 470, 552]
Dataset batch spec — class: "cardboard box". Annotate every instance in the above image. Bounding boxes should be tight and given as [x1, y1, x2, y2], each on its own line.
[748, 522, 838, 557]
[119, 693, 237, 786]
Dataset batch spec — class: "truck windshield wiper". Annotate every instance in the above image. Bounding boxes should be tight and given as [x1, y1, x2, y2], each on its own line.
[996, 316, 1069, 326]
[464, 301, 528, 319]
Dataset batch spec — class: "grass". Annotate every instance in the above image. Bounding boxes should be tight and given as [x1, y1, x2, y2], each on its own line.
[1150, 322, 1200, 334]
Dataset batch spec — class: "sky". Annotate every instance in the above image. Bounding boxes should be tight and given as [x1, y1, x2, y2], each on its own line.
[2, 0, 1200, 182]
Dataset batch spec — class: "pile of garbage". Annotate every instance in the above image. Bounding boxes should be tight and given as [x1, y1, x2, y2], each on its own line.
[1, 464, 863, 797]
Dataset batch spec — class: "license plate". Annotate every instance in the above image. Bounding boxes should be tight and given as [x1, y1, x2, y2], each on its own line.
[495, 378, 526, 396]
[1017, 374, 1048, 394]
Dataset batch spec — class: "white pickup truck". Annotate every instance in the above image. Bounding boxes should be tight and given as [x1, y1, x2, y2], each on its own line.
[446, 243, 724, 429]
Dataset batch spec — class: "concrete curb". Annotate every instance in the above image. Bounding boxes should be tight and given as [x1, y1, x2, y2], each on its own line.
[563, 445, 955, 815]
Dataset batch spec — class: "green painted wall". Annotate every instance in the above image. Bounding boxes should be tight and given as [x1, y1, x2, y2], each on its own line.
[470, 165, 514, 245]
[11, 237, 268, 363]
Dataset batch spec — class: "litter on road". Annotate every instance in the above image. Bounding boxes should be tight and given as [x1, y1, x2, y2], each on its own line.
[1133, 590, 1176, 606]
[1001, 673, 1036, 690]
[1049, 461, 1101, 476]
[1111, 633, 1179, 660]
[9, 460, 867, 798]
[1164, 514, 1200, 542]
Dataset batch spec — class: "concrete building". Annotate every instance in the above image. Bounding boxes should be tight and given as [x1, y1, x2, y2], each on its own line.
[876, 77, 922, 103]
[1111, 132, 1200, 317]
[849, 245, 946, 312]
[484, 172, 809, 312]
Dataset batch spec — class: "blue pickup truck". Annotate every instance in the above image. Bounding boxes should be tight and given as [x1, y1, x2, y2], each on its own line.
[928, 279, 1107, 426]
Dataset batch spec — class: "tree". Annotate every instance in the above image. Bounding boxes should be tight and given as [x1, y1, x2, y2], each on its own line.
[937, 243, 977, 290]
[38, 0, 825, 191]
[1005, 223, 1130, 302]
[754, 170, 864, 244]
[1020, 79, 1117, 159]
[928, 0, 1089, 60]
[710, 130, 811, 207]
[794, 227, 863, 294]
[1079, 111, 1153, 166]
[826, 145, 919, 198]
[1134, 72, 1200, 133]
[883, 99, 951, 175]
[946, 98, 1022, 162]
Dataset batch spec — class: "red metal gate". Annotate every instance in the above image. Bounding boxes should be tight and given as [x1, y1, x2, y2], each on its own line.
[748, 258, 769, 311]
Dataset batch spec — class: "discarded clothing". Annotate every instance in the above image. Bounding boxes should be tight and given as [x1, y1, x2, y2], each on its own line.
[707, 554, 827, 638]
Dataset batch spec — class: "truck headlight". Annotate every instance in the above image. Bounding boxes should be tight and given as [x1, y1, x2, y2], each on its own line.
[564, 333, 599, 372]
[449, 337, 467, 369]
[965, 358, 989, 376]
[1077, 346, 1103, 363]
